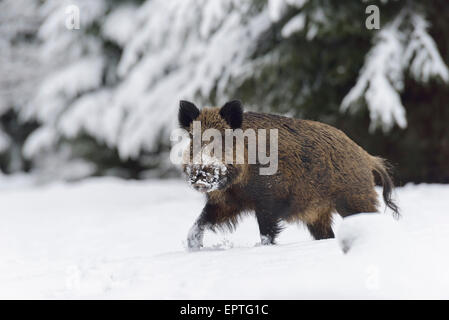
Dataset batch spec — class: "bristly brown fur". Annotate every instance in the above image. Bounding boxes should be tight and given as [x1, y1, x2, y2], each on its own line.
[182, 103, 400, 244]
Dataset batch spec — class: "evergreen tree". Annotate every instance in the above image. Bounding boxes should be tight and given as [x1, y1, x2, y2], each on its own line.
[231, 0, 449, 183]
[0, 0, 447, 183]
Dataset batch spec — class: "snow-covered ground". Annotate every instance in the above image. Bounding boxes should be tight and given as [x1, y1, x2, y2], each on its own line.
[0, 175, 448, 299]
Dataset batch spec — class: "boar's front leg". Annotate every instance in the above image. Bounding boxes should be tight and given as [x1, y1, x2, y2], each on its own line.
[186, 221, 205, 250]
[187, 202, 220, 250]
[255, 208, 283, 245]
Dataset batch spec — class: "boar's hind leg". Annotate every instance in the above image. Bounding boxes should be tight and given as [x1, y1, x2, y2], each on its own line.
[255, 209, 283, 245]
[335, 191, 378, 218]
[307, 221, 334, 240]
[305, 207, 334, 240]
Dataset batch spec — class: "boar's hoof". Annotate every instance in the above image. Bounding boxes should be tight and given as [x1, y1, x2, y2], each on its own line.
[260, 235, 274, 246]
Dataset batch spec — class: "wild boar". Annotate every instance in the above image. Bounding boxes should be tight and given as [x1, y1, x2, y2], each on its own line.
[178, 100, 399, 249]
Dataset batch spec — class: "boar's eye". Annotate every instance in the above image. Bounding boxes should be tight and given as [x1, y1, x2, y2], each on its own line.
[179, 100, 200, 130]
[219, 100, 243, 129]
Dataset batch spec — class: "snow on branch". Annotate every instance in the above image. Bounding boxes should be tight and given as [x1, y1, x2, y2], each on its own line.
[404, 13, 449, 83]
[30, 0, 272, 160]
[341, 10, 449, 132]
[268, 0, 308, 22]
[281, 13, 306, 38]
[341, 17, 406, 132]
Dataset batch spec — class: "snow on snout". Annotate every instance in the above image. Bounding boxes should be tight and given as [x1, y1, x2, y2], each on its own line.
[185, 144, 227, 192]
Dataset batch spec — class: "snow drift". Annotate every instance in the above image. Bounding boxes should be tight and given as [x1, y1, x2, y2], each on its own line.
[0, 176, 448, 299]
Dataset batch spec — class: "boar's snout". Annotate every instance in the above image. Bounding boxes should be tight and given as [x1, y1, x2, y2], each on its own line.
[192, 182, 210, 193]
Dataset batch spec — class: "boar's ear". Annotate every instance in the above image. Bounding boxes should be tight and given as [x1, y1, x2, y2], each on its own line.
[178, 100, 200, 130]
[219, 100, 243, 129]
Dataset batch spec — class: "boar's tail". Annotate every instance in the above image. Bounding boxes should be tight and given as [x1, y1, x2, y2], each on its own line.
[371, 156, 400, 219]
